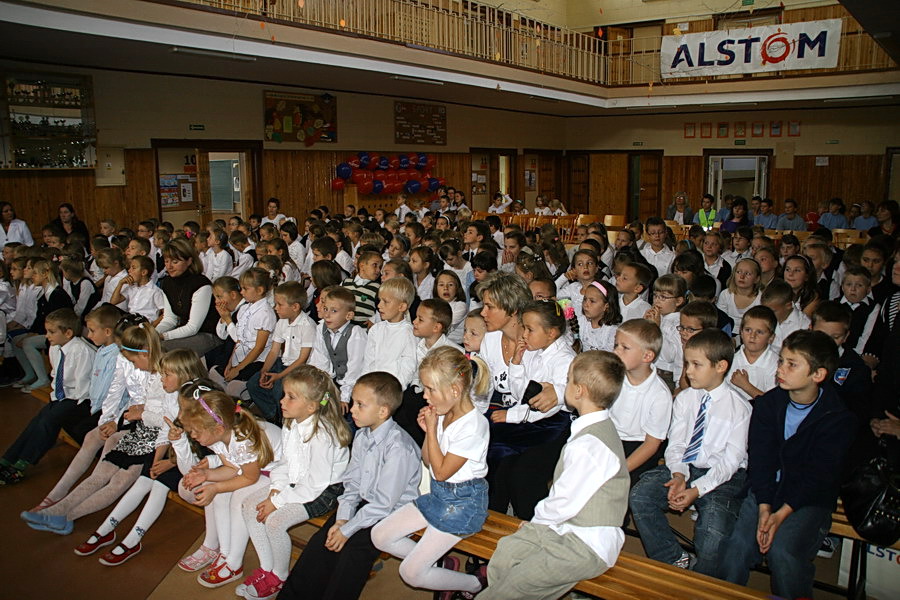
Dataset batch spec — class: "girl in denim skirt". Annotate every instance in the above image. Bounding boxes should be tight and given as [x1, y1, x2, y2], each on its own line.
[372, 346, 490, 597]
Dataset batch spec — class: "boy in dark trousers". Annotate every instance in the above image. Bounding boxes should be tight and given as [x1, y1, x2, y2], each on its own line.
[719, 330, 855, 600]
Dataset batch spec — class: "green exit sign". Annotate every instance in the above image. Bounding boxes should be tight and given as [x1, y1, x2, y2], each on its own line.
[189, 124, 205, 131]
[632, 141, 644, 146]
[742, 0, 754, 6]
[735, 139, 747, 145]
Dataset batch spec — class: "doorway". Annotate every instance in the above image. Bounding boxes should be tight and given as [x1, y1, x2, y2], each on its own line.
[706, 152, 771, 210]
[629, 152, 663, 222]
[470, 148, 517, 211]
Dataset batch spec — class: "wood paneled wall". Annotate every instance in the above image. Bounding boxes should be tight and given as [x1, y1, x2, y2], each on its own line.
[769, 155, 886, 212]
[589, 153, 629, 216]
[662, 156, 705, 207]
[0, 149, 157, 238]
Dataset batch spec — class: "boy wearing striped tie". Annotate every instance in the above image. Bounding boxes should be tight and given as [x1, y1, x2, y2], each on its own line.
[629, 329, 750, 575]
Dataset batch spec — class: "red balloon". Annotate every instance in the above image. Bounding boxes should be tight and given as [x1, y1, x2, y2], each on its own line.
[386, 182, 401, 194]
[422, 172, 432, 180]
[348, 158, 361, 169]
[438, 178, 446, 186]
[367, 153, 380, 170]
[397, 171, 410, 183]
[330, 177, 345, 191]
[426, 156, 436, 168]
[374, 170, 388, 180]
[408, 170, 422, 181]
[389, 158, 400, 169]
[358, 180, 374, 195]
[350, 169, 366, 184]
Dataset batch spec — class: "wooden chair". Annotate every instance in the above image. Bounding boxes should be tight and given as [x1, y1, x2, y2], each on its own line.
[576, 214, 600, 227]
[831, 228, 866, 249]
[510, 214, 531, 229]
[664, 219, 680, 230]
[604, 214, 626, 228]
[555, 215, 579, 242]
[792, 230, 812, 241]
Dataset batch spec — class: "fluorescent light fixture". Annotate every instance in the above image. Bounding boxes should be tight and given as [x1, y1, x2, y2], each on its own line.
[391, 75, 444, 86]
[823, 96, 888, 103]
[528, 95, 560, 103]
[171, 47, 256, 62]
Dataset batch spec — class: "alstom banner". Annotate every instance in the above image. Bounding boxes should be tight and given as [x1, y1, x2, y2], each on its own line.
[660, 19, 842, 79]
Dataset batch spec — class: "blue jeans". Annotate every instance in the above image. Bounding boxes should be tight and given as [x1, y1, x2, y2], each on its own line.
[629, 464, 746, 576]
[246, 358, 286, 421]
[719, 492, 832, 599]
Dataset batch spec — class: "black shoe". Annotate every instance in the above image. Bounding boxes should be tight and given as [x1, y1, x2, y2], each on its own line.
[0, 465, 25, 485]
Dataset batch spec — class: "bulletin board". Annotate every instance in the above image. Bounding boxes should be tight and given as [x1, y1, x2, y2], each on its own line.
[394, 101, 447, 145]
[264, 91, 337, 146]
[160, 174, 198, 211]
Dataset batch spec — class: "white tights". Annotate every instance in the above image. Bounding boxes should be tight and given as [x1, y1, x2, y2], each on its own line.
[46, 429, 124, 502]
[242, 487, 310, 579]
[371, 503, 481, 593]
[42, 461, 141, 521]
[94, 475, 171, 550]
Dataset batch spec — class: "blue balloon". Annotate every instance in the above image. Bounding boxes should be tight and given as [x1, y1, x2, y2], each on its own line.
[336, 162, 352, 180]
[372, 179, 384, 194]
[405, 179, 422, 194]
[378, 156, 389, 170]
[427, 178, 440, 192]
[399, 155, 410, 169]
[358, 151, 370, 168]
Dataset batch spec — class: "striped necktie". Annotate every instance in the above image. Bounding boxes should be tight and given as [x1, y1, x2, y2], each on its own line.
[682, 393, 711, 464]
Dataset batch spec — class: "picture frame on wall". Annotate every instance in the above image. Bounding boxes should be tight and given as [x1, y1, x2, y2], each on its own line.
[684, 122, 696, 138]
[700, 122, 712, 138]
[717, 122, 729, 138]
[751, 122, 765, 137]
[770, 121, 783, 137]
[734, 122, 747, 137]
[788, 121, 801, 137]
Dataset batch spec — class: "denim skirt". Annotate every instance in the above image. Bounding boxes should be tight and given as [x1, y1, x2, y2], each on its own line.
[414, 477, 488, 537]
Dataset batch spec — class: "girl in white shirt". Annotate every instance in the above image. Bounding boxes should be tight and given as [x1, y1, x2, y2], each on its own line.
[555, 248, 600, 316]
[206, 230, 236, 282]
[717, 258, 762, 333]
[577, 280, 622, 353]
[438, 240, 473, 294]
[410, 246, 439, 301]
[434, 270, 467, 345]
[373, 347, 490, 597]
[178, 384, 282, 588]
[239, 367, 352, 598]
[644, 274, 688, 391]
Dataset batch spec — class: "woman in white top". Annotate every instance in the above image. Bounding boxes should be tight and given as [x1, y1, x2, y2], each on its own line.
[0, 202, 33, 246]
[260, 198, 287, 227]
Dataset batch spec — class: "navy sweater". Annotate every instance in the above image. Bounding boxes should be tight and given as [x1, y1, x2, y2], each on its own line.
[746, 385, 855, 511]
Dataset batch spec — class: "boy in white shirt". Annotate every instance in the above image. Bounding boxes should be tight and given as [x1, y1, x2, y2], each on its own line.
[761, 279, 810, 351]
[95, 247, 128, 310]
[610, 319, 672, 485]
[308, 287, 368, 411]
[615, 263, 652, 322]
[247, 281, 317, 421]
[362, 277, 417, 390]
[640, 218, 675, 277]
[109, 256, 165, 326]
[728, 306, 779, 402]
[480, 351, 630, 600]
[630, 329, 750, 575]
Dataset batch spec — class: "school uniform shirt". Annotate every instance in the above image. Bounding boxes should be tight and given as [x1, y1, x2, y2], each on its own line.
[207, 420, 283, 474]
[31, 285, 73, 335]
[12, 283, 40, 329]
[99, 353, 132, 426]
[655, 311, 682, 373]
[411, 334, 464, 392]
[448, 263, 473, 295]
[506, 337, 576, 423]
[610, 367, 672, 442]
[230, 299, 277, 367]
[49, 335, 96, 403]
[282, 262, 301, 283]
[445, 300, 467, 345]
[0, 280, 16, 316]
[436, 409, 490, 483]
[261, 214, 288, 227]
[288, 239, 306, 271]
[577, 316, 617, 352]
[619, 296, 651, 322]
[205, 249, 233, 282]
[63, 276, 95, 317]
[336, 418, 421, 538]
[557, 280, 586, 316]
[363, 319, 417, 389]
[334, 250, 354, 276]
[269, 417, 351, 509]
[272, 312, 317, 366]
[88, 258, 105, 284]
[411, 272, 433, 302]
[641, 245, 675, 277]
[121, 281, 166, 322]
[728, 345, 779, 402]
[841, 295, 880, 356]
[308, 320, 368, 405]
[534, 206, 552, 216]
[722, 249, 751, 268]
[704, 255, 728, 281]
[395, 203, 412, 222]
[716, 290, 761, 331]
[231, 250, 254, 279]
[0, 218, 34, 246]
[88, 343, 122, 416]
[665, 382, 751, 497]
[531, 410, 625, 567]
[492, 230, 505, 249]
[102, 269, 128, 309]
[772, 307, 811, 351]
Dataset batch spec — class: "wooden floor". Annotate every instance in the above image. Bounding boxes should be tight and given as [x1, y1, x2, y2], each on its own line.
[0, 388, 853, 600]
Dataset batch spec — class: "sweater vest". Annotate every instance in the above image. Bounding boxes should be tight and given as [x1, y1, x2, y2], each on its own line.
[323, 326, 351, 382]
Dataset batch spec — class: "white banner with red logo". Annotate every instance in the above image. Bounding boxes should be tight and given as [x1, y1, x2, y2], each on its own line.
[660, 19, 842, 79]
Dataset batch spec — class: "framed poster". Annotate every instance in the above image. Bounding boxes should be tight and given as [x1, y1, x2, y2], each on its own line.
[734, 122, 747, 137]
[788, 120, 801, 137]
[700, 122, 713, 138]
[770, 121, 783, 137]
[683, 122, 696, 138]
[751, 122, 765, 137]
[263, 91, 337, 146]
[394, 101, 447, 145]
[717, 122, 729, 138]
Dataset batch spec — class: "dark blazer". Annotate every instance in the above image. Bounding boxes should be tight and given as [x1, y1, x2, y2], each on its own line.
[665, 204, 694, 224]
[30, 285, 74, 335]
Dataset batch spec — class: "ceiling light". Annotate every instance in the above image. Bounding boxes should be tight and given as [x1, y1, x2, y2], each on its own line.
[391, 75, 444, 86]
[170, 47, 256, 62]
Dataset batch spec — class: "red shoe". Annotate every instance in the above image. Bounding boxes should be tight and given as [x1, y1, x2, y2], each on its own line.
[198, 556, 243, 588]
[74, 531, 116, 556]
[98, 542, 142, 566]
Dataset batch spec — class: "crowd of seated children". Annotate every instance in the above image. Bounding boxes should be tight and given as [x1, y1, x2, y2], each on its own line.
[0, 191, 897, 600]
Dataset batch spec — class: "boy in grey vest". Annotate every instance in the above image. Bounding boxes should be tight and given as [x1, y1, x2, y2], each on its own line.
[479, 351, 629, 600]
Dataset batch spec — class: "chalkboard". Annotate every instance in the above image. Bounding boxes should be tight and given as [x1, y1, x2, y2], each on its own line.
[394, 101, 447, 145]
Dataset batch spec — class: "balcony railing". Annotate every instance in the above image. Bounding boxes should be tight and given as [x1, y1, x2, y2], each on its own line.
[152, 0, 896, 86]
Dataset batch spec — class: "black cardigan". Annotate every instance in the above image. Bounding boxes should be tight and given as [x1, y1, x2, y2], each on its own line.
[30, 286, 74, 335]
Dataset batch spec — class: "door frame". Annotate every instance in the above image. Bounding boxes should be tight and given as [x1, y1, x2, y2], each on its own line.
[627, 149, 664, 223]
[151, 139, 263, 222]
[885, 146, 900, 201]
[470, 147, 518, 203]
[702, 147, 774, 204]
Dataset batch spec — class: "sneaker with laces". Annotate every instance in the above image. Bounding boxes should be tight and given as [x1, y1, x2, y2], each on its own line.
[177, 544, 219, 572]
[198, 557, 243, 588]
[672, 552, 696, 570]
[244, 571, 284, 600]
[99, 542, 142, 566]
[0, 466, 25, 485]
[817, 536, 838, 559]
[75, 531, 116, 556]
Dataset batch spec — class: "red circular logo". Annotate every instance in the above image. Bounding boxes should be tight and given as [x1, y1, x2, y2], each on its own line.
[761, 32, 792, 64]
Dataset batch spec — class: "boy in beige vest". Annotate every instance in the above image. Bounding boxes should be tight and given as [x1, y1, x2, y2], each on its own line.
[478, 351, 630, 600]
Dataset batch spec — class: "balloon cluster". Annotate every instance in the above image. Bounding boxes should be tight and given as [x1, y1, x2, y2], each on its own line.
[332, 151, 445, 194]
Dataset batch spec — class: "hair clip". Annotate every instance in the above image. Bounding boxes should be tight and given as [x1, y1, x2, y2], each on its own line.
[556, 298, 576, 321]
[138, 322, 145, 329]
[121, 345, 149, 353]
[235, 403, 242, 414]
[320, 392, 330, 407]
[192, 385, 223, 425]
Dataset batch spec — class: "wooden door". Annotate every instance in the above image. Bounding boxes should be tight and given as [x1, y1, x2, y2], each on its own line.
[195, 150, 213, 226]
[637, 153, 662, 222]
[589, 153, 629, 217]
[567, 154, 590, 215]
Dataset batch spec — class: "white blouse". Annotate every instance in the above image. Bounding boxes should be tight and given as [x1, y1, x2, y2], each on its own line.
[0, 219, 34, 246]
[269, 417, 350, 508]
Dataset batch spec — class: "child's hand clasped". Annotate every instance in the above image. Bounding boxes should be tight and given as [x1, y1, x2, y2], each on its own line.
[417, 405, 438, 432]
[255, 497, 277, 523]
[192, 483, 218, 506]
[325, 520, 349, 552]
[123, 404, 145, 422]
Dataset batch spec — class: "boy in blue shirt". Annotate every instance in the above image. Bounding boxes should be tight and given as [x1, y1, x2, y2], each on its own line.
[719, 330, 854, 599]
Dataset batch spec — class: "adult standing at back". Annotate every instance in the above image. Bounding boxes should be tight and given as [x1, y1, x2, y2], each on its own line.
[156, 237, 221, 355]
[0, 202, 34, 246]
[50, 203, 90, 242]
[665, 192, 694, 226]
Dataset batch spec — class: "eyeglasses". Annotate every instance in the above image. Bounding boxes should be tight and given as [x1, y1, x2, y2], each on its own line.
[676, 325, 702, 333]
[653, 293, 677, 301]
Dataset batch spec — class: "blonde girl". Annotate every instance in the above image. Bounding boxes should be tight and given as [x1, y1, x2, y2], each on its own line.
[410, 246, 439, 301]
[645, 274, 689, 390]
[434, 270, 467, 344]
[210, 267, 277, 399]
[77, 349, 207, 565]
[717, 257, 762, 329]
[578, 279, 623, 352]
[12, 258, 72, 391]
[372, 347, 490, 597]
[177, 382, 282, 587]
[238, 366, 352, 599]
[22, 321, 168, 534]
